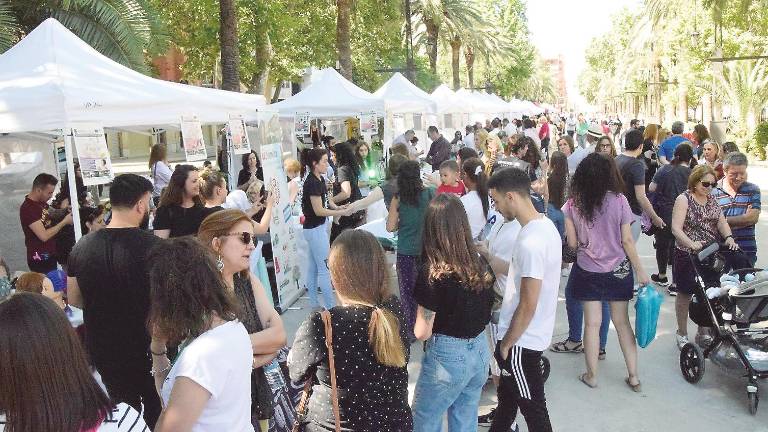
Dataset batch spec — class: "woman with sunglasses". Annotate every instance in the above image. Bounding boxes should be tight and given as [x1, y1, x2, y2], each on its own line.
[197, 209, 286, 432]
[670, 165, 750, 350]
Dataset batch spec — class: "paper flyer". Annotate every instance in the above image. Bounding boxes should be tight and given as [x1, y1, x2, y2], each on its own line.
[228, 117, 251, 155]
[71, 125, 114, 186]
[360, 111, 378, 134]
[294, 111, 310, 135]
[180, 116, 207, 161]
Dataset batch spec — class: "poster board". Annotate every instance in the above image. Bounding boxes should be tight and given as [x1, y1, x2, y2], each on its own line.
[180, 116, 207, 161]
[71, 124, 113, 186]
[360, 111, 378, 135]
[228, 116, 252, 155]
[294, 111, 310, 135]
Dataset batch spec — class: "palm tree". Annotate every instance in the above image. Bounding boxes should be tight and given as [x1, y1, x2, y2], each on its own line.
[336, 0, 354, 80]
[0, 0, 166, 74]
[713, 59, 768, 133]
[219, 0, 240, 91]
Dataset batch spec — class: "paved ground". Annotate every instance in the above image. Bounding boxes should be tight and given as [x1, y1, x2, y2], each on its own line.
[278, 166, 768, 432]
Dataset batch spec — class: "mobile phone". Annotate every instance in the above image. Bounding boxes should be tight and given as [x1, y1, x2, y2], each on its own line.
[475, 221, 494, 242]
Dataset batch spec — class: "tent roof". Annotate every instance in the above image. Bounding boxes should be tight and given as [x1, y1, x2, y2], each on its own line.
[0, 18, 267, 134]
[373, 72, 436, 114]
[430, 85, 469, 114]
[272, 67, 384, 118]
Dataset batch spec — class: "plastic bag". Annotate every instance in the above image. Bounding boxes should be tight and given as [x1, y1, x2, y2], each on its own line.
[635, 285, 664, 348]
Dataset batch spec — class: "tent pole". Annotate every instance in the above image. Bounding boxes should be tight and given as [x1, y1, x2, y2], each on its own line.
[64, 133, 83, 241]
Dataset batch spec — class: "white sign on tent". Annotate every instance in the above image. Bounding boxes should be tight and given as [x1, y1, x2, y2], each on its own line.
[294, 112, 310, 135]
[360, 111, 378, 135]
[180, 116, 207, 162]
[227, 116, 251, 155]
[72, 125, 113, 186]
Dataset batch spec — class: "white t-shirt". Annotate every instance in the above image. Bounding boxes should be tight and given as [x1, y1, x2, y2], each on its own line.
[393, 133, 409, 146]
[460, 190, 487, 239]
[152, 161, 173, 197]
[497, 217, 562, 351]
[523, 128, 541, 147]
[161, 320, 255, 432]
[463, 132, 475, 149]
[567, 146, 590, 175]
[0, 403, 147, 431]
[488, 217, 522, 297]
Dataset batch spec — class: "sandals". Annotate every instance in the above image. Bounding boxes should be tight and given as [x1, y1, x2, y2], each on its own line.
[579, 373, 597, 388]
[550, 338, 583, 353]
[625, 377, 642, 393]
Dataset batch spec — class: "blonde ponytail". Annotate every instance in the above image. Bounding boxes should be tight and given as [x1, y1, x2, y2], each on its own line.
[368, 307, 407, 368]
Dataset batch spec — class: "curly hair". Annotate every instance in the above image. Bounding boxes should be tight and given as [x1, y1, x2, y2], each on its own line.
[570, 153, 625, 222]
[421, 194, 495, 292]
[332, 140, 360, 176]
[396, 160, 424, 206]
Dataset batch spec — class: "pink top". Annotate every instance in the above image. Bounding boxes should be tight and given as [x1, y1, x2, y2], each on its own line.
[562, 193, 634, 273]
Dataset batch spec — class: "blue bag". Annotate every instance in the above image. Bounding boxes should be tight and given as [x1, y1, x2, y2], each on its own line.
[634, 285, 664, 348]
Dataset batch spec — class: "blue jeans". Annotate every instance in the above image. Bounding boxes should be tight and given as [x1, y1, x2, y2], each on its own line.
[412, 333, 490, 432]
[565, 277, 610, 350]
[303, 225, 336, 309]
[546, 204, 565, 240]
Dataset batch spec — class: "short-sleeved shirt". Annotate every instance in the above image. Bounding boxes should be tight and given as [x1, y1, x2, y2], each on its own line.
[161, 320, 255, 432]
[301, 173, 328, 229]
[562, 193, 634, 273]
[658, 135, 688, 161]
[414, 258, 495, 338]
[497, 217, 562, 351]
[67, 228, 160, 372]
[381, 179, 398, 210]
[615, 154, 647, 215]
[436, 182, 466, 197]
[712, 181, 760, 256]
[153, 204, 209, 237]
[396, 188, 435, 256]
[652, 164, 692, 225]
[334, 164, 362, 206]
[567, 147, 589, 175]
[488, 218, 522, 303]
[460, 190, 487, 239]
[19, 196, 57, 262]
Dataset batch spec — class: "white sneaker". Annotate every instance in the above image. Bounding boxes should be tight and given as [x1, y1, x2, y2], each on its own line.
[561, 268, 570, 277]
[676, 333, 689, 350]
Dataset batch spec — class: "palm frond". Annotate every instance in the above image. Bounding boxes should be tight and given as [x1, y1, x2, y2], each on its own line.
[0, 0, 20, 52]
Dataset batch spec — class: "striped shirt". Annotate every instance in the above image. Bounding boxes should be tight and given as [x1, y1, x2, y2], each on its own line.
[1, 403, 148, 432]
[712, 181, 761, 256]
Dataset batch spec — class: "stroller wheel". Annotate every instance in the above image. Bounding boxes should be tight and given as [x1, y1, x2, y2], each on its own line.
[680, 343, 705, 384]
[540, 355, 551, 383]
[748, 387, 759, 415]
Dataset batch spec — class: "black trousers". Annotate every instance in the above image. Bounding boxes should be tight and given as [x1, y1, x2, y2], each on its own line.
[100, 365, 161, 428]
[654, 226, 675, 276]
[490, 343, 553, 432]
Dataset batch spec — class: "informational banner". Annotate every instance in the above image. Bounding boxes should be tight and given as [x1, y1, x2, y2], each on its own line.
[294, 111, 310, 135]
[227, 116, 251, 155]
[71, 125, 113, 186]
[360, 111, 378, 135]
[180, 116, 207, 161]
[260, 139, 302, 310]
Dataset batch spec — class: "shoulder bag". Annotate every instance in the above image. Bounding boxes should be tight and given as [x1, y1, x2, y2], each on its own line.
[292, 310, 341, 432]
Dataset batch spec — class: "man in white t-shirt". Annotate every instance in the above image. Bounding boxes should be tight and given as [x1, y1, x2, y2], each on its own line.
[487, 167, 561, 432]
[463, 125, 475, 149]
[393, 129, 415, 147]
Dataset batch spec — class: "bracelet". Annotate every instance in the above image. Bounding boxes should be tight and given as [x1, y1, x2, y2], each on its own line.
[150, 364, 171, 377]
[150, 349, 167, 356]
[724, 234, 734, 241]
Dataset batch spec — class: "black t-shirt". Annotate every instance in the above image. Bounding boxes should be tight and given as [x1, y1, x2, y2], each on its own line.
[153, 203, 208, 237]
[67, 228, 160, 372]
[615, 154, 646, 215]
[414, 259, 495, 338]
[642, 139, 658, 186]
[237, 167, 264, 187]
[333, 164, 362, 206]
[302, 173, 328, 229]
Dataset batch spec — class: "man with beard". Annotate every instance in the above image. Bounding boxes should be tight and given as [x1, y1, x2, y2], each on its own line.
[67, 174, 162, 427]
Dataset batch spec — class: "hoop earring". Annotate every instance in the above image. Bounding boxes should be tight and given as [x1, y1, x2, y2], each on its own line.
[216, 254, 224, 272]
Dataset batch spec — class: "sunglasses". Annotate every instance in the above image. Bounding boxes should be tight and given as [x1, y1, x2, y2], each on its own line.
[221, 232, 255, 245]
[700, 181, 715, 188]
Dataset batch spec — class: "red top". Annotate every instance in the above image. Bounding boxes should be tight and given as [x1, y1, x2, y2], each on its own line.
[538, 122, 550, 140]
[19, 195, 57, 262]
[437, 182, 466, 197]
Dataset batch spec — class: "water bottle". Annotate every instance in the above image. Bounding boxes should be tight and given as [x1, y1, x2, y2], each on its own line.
[263, 359, 285, 390]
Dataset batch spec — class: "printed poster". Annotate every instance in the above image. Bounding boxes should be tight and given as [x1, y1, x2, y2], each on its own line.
[180, 116, 207, 161]
[294, 111, 310, 135]
[360, 111, 378, 134]
[228, 117, 251, 155]
[71, 125, 113, 186]
[260, 141, 302, 310]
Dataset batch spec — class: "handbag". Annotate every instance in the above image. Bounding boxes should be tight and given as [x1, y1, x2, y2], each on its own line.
[292, 310, 341, 432]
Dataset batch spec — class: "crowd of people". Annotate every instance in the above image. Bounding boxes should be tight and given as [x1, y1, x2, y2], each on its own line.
[0, 111, 762, 432]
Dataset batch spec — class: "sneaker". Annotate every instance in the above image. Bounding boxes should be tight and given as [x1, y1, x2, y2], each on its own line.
[651, 274, 670, 287]
[667, 284, 678, 296]
[478, 408, 496, 426]
[599, 349, 607, 360]
[676, 333, 689, 350]
[561, 267, 570, 278]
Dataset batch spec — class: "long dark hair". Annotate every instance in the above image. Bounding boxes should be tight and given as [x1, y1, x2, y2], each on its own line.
[522, 139, 542, 172]
[158, 164, 203, 207]
[461, 157, 489, 219]
[547, 151, 568, 209]
[570, 153, 625, 222]
[671, 142, 697, 168]
[302, 147, 328, 177]
[421, 194, 494, 291]
[397, 160, 424, 206]
[241, 150, 261, 171]
[147, 237, 240, 345]
[333, 141, 360, 176]
[0, 293, 113, 432]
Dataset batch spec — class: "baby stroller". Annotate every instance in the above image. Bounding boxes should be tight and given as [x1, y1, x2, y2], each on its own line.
[678, 243, 768, 415]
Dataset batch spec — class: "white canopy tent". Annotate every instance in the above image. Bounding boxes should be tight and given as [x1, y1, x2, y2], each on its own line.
[373, 72, 437, 114]
[0, 18, 267, 133]
[430, 84, 466, 114]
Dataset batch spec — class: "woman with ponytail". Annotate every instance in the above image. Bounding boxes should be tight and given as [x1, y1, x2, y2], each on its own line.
[411, 194, 495, 431]
[460, 157, 490, 238]
[288, 229, 411, 432]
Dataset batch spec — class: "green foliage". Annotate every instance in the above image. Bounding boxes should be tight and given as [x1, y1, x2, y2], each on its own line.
[752, 122, 768, 160]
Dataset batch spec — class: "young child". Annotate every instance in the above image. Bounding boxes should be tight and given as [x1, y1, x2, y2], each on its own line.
[436, 160, 466, 196]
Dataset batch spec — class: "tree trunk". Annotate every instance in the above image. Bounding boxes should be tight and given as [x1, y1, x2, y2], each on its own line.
[465, 46, 475, 88]
[250, 32, 273, 95]
[450, 36, 461, 90]
[424, 18, 439, 76]
[272, 83, 282, 103]
[678, 88, 688, 121]
[219, 0, 240, 92]
[336, 0, 354, 80]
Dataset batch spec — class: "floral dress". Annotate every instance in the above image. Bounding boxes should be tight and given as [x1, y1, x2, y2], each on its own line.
[676, 190, 722, 253]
